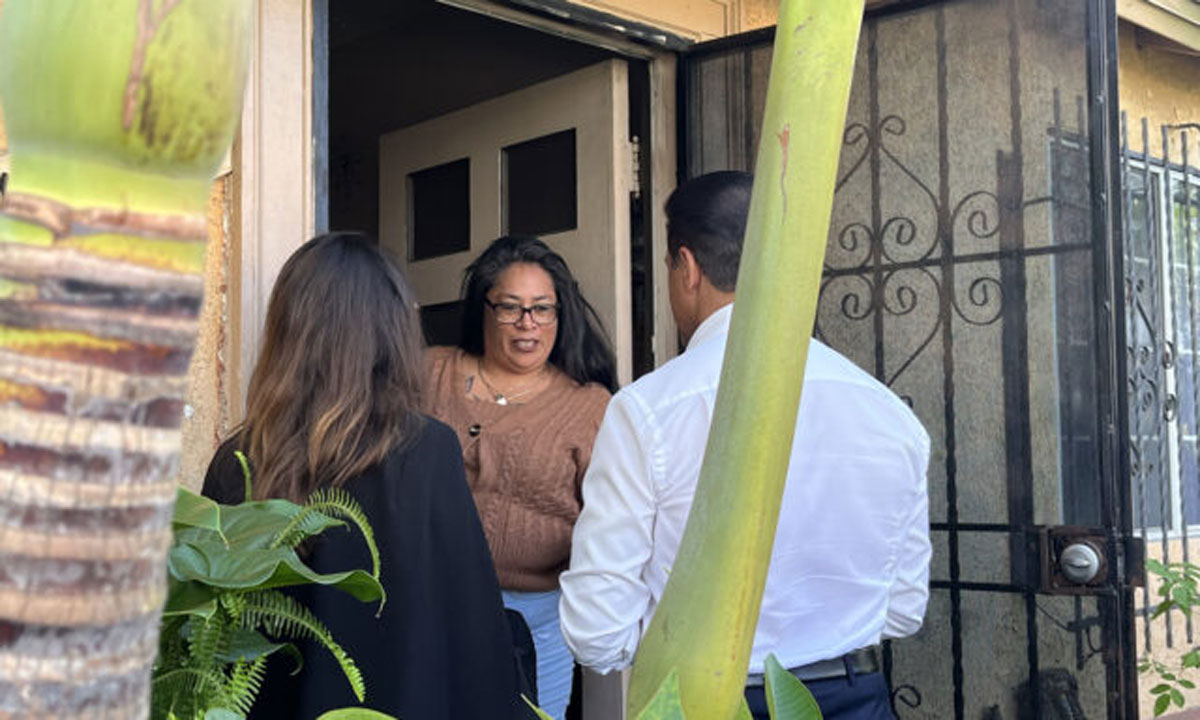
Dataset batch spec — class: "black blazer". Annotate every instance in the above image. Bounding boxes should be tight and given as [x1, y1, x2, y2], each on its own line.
[202, 417, 530, 720]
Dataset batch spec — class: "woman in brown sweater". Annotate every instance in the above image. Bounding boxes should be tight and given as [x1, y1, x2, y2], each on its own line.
[426, 235, 615, 719]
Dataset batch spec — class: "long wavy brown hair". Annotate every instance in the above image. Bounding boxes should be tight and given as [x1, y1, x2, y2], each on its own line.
[241, 232, 424, 503]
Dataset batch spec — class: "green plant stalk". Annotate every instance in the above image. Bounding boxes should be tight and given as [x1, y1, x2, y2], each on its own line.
[625, 1, 864, 717]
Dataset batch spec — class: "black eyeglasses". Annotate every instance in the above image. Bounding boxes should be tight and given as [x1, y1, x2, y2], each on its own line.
[484, 299, 559, 326]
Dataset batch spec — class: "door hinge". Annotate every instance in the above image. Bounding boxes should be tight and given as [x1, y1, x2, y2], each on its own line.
[630, 135, 642, 200]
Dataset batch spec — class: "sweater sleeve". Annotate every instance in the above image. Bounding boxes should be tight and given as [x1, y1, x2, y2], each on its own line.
[572, 384, 612, 498]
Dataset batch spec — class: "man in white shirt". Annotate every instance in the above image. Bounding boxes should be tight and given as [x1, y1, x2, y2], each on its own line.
[559, 171, 931, 719]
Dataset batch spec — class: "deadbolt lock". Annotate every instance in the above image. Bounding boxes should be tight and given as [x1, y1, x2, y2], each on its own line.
[1059, 542, 1103, 584]
[1037, 527, 1110, 594]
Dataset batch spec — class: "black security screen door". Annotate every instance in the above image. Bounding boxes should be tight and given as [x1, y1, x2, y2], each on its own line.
[680, 1, 1139, 718]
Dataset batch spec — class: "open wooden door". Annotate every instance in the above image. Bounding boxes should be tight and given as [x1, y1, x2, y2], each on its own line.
[379, 59, 635, 384]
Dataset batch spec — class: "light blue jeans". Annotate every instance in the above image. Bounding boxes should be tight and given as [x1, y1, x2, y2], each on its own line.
[503, 589, 573, 720]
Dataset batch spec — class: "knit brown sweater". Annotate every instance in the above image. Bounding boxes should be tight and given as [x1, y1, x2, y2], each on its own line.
[424, 347, 611, 591]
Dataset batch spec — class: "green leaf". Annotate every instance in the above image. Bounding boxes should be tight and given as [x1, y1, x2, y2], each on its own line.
[204, 710, 244, 720]
[215, 628, 291, 663]
[1151, 684, 1172, 694]
[634, 669, 687, 720]
[763, 655, 823, 720]
[284, 488, 383, 589]
[1147, 558, 1168, 574]
[1183, 650, 1200, 668]
[315, 710, 398, 720]
[1171, 687, 1185, 707]
[1179, 679, 1196, 690]
[736, 699, 754, 720]
[1155, 693, 1171, 716]
[168, 542, 212, 581]
[167, 536, 383, 603]
[161, 579, 218, 619]
[220, 500, 344, 550]
[522, 695, 555, 720]
[174, 487, 224, 538]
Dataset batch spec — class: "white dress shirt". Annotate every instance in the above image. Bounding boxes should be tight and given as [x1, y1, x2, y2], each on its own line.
[559, 303, 931, 676]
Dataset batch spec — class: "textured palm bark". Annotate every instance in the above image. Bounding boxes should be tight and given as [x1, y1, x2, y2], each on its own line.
[0, 1, 250, 716]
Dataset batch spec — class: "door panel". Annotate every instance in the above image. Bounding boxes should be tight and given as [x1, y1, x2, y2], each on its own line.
[380, 59, 634, 383]
[682, 1, 1134, 717]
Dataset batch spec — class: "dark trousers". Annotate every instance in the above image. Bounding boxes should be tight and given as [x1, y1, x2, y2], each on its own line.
[744, 671, 893, 720]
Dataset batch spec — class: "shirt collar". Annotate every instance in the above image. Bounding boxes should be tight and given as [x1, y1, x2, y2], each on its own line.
[686, 303, 733, 351]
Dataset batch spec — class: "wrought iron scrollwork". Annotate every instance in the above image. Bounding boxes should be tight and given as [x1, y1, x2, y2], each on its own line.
[953, 274, 1005, 327]
[950, 190, 1002, 246]
[819, 109, 1007, 392]
[891, 685, 922, 715]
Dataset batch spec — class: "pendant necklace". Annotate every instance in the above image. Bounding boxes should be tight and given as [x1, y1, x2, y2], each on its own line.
[477, 359, 544, 406]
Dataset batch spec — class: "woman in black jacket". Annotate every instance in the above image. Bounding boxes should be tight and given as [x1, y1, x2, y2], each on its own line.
[202, 232, 530, 719]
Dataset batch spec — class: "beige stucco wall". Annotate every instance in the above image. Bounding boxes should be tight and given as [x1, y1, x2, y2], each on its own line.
[1118, 19, 1200, 158]
[1140, 538, 1200, 717]
[178, 175, 236, 491]
[563, 0, 775, 41]
[565, 0, 922, 41]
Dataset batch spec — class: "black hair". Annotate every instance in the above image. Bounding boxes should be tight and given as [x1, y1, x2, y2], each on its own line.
[665, 171, 754, 292]
[458, 235, 618, 393]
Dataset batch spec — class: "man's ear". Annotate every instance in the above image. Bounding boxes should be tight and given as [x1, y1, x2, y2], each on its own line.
[678, 246, 702, 291]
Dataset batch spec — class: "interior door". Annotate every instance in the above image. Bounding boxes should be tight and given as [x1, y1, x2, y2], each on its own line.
[379, 59, 634, 384]
[681, 1, 1138, 718]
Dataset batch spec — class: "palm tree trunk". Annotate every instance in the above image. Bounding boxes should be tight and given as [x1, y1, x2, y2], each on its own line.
[0, 1, 250, 715]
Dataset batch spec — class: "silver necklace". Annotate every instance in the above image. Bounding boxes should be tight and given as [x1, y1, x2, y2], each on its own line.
[477, 359, 544, 406]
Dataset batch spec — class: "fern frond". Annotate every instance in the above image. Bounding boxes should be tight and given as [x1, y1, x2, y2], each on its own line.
[151, 667, 228, 720]
[242, 590, 367, 702]
[155, 615, 190, 673]
[221, 592, 247, 625]
[269, 505, 339, 551]
[225, 656, 269, 716]
[271, 488, 380, 582]
[188, 611, 230, 672]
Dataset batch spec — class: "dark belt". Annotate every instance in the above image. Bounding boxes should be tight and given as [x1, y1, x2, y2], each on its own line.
[745, 646, 880, 687]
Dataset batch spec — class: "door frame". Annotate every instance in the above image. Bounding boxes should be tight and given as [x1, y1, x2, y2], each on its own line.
[1087, 0, 1137, 715]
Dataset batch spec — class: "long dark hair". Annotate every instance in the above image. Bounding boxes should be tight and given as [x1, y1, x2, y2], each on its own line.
[459, 235, 617, 392]
[242, 232, 425, 503]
